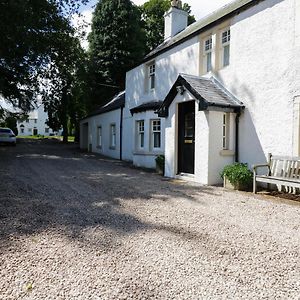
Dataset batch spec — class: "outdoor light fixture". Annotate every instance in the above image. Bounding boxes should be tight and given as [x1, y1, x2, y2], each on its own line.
[176, 85, 185, 95]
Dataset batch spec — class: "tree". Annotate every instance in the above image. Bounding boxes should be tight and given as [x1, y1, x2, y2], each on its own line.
[87, 0, 146, 110]
[0, 0, 88, 112]
[140, 0, 196, 51]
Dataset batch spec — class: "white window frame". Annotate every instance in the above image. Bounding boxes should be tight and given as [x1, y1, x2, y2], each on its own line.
[151, 119, 161, 149]
[97, 126, 102, 148]
[137, 120, 145, 149]
[148, 62, 155, 91]
[221, 28, 230, 67]
[203, 36, 213, 73]
[110, 124, 116, 149]
[222, 113, 230, 150]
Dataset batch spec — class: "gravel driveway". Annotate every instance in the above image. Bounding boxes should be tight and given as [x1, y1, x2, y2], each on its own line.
[0, 139, 299, 299]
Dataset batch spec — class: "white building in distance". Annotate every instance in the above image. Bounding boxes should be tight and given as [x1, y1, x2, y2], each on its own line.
[80, 0, 300, 185]
[17, 103, 61, 136]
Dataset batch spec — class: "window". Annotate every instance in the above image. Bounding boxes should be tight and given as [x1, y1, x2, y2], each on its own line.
[110, 124, 116, 148]
[28, 128, 32, 133]
[34, 119, 37, 124]
[151, 119, 161, 149]
[204, 36, 212, 73]
[221, 29, 230, 67]
[26, 119, 29, 123]
[45, 128, 49, 133]
[222, 113, 230, 150]
[21, 128, 24, 133]
[137, 120, 144, 149]
[97, 126, 102, 148]
[149, 63, 155, 90]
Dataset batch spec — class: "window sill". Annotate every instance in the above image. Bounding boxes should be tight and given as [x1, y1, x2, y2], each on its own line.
[220, 150, 235, 156]
[133, 150, 163, 156]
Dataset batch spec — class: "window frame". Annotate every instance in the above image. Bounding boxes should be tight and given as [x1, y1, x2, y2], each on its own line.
[147, 62, 156, 91]
[222, 113, 230, 150]
[97, 126, 102, 148]
[203, 35, 213, 73]
[137, 120, 145, 150]
[220, 28, 231, 67]
[151, 119, 161, 150]
[110, 123, 116, 149]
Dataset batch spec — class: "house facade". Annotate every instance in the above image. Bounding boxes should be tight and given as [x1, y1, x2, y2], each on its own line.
[80, 0, 300, 185]
[17, 103, 60, 136]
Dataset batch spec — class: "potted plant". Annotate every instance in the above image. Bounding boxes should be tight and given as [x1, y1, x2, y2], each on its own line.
[220, 163, 253, 191]
[155, 155, 165, 175]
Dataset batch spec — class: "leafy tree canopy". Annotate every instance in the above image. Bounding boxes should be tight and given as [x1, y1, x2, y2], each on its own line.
[140, 0, 196, 51]
[0, 0, 88, 112]
[87, 0, 146, 110]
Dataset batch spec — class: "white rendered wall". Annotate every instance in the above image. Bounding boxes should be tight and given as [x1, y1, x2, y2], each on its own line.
[132, 110, 165, 169]
[214, 0, 296, 167]
[80, 109, 122, 160]
[17, 104, 59, 136]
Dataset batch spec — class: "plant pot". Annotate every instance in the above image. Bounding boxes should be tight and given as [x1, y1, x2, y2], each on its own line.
[223, 176, 248, 191]
[156, 162, 164, 175]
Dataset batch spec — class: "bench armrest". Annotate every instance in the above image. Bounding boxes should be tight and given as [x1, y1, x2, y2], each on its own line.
[252, 163, 270, 176]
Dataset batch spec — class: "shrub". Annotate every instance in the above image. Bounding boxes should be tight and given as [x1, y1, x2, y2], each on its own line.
[220, 163, 253, 186]
[155, 155, 165, 172]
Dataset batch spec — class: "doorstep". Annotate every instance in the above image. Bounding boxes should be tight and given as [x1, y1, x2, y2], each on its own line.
[175, 173, 198, 183]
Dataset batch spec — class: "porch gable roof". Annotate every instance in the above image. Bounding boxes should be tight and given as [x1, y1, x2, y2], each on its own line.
[157, 74, 244, 117]
[130, 101, 163, 115]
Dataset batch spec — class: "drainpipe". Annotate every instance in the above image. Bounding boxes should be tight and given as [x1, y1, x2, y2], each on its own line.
[235, 112, 241, 162]
[120, 106, 123, 161]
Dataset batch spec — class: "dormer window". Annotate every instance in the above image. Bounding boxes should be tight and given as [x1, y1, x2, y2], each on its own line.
[221, 29, 230, 67]
[148, 63, 155, 91]
[204, 36, 212, 73]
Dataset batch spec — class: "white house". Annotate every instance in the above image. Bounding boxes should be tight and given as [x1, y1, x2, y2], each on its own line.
[80, 0, 300, 185]
[17, 103, 60, 136]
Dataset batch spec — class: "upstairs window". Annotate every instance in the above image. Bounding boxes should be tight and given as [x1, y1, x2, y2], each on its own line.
[26, 119, 29, 123]
[151, 119, 161, 149]
[110, 124, 116, 148]
[204, 36, 212, 73]
[149, 63, 155, 90]
[137, 120, 144, 149]
[221, 29, 230, 67]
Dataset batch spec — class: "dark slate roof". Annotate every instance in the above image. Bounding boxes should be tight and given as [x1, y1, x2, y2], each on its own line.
[130, 101, 163, 115]
[82, 91, 125, 120]
[142, 0, 260, 64]
[157, 74, 244, 117]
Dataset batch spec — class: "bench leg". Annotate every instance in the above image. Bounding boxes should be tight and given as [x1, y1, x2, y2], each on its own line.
[253, 177, 257, 194]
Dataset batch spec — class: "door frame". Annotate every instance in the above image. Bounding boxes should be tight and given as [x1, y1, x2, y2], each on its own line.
[176, 100, 195, 175]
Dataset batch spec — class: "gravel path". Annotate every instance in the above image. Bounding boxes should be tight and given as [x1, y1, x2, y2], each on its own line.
[0, 139, 299, 299]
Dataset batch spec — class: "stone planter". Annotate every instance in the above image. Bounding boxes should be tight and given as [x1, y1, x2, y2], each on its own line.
[156, 163, 164, 175]
[223, 176, 249, 191]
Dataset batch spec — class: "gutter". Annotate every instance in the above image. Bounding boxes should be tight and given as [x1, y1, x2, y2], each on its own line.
[120, 106, 123, 161]
[235, 112, 241, 162]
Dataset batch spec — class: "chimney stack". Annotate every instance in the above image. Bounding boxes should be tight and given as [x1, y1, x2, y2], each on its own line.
[164, 1, 188, 41]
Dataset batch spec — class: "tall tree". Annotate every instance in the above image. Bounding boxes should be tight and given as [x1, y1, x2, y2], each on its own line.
[140, 0, 196, 51]
[87, 0, 146, 110]
[0, 0, 88, 112]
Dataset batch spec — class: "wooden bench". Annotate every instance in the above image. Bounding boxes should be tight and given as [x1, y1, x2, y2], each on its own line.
[252, 153, 300, 194]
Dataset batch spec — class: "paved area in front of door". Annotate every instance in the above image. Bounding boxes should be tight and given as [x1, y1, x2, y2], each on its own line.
[0, 139, 299, 299]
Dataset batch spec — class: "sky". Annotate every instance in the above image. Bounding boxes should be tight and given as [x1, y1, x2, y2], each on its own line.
[74, 0, 234, 49]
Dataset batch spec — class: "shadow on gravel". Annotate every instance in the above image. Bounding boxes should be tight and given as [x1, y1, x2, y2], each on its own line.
[0, 139, 220, 252]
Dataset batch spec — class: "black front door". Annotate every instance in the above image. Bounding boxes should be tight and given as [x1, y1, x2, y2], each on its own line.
[178, 101, 195, 174]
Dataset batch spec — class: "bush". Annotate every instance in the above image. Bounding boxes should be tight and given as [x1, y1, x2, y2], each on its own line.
[155, 155, 165, 174]
[220, 163, 253, 186]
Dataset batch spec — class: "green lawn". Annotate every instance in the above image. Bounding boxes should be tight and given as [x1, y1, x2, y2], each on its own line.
[17, 135, 75, 142]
